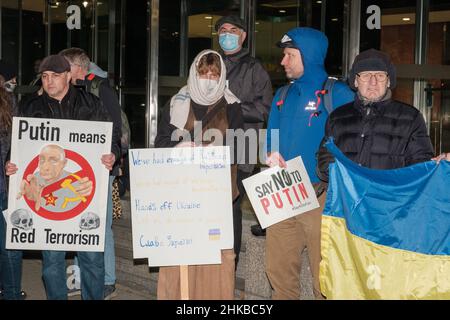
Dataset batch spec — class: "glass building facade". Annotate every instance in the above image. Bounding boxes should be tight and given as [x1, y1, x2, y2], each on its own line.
[2, 0, 450, 153]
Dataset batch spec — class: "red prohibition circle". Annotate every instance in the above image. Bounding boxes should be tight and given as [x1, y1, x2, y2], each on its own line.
[22, 149, 96, 221]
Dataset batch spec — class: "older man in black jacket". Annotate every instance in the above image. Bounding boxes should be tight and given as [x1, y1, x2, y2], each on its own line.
[317, 49, 434, 181]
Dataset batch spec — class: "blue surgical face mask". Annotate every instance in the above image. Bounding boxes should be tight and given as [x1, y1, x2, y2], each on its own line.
[219, 33, 240, 52]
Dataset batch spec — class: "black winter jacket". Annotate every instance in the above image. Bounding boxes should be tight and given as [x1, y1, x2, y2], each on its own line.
[221, 49, 272, 130]
[19, 85, 121, 163]
[316, 97, 434, 182]
[222, 49, 272, 171]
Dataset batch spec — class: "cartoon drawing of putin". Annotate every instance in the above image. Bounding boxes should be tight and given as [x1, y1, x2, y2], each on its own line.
[17, 144, 93, 212]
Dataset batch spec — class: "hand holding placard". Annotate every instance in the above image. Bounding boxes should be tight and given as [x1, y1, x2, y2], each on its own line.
[243, 156, 319, 229]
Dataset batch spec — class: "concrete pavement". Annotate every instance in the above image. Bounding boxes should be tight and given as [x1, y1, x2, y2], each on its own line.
[14, 192, 260, 300]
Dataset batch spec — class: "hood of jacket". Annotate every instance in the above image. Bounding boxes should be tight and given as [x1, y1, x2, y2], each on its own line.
[285, 27, 328, 86]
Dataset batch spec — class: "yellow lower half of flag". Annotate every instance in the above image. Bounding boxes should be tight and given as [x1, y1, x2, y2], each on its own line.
[319, 215, 450, 299]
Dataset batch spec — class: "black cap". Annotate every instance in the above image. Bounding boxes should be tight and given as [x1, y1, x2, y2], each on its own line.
[0, 60, 17, 82]
[349, 49, 396, 89]
[39, 55, 71, 73]
[276, 34, 296, 49]
[215, 15, 246, 32]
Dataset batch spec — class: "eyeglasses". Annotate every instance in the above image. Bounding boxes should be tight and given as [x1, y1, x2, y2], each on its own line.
[356, 72, 388, 82]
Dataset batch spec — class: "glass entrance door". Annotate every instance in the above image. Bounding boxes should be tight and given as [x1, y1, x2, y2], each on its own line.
[427, 85, 450, 154]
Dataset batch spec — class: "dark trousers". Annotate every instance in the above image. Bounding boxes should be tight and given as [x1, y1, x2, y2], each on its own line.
[42, 250, 104, 300]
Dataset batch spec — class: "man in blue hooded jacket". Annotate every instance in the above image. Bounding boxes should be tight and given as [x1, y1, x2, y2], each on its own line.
[265, 27, 354, 299]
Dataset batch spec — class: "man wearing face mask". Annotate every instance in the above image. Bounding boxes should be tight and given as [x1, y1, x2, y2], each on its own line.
[215, 15, 273, 261]
[317, 49, 434, 180]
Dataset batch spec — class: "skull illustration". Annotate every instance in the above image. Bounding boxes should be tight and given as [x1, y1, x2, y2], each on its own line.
[79, 212, 100, 230]
[10, 209, 33, 231]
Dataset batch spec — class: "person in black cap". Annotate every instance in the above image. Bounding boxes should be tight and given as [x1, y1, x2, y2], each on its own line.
[317, 48, 434, 183]
[215, 15, 273, 258]
[6, 54, 120, 300]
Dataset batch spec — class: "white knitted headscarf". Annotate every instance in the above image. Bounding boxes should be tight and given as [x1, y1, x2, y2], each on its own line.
[169, 49, 240, 129]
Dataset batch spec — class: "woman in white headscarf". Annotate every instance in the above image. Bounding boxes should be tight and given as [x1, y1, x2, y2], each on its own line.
[155, 50, 243, 299]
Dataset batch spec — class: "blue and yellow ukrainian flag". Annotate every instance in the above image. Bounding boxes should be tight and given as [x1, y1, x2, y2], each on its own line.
[320, 140, 450, 299]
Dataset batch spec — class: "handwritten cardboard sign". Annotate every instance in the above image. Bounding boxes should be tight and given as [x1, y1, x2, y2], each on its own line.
[243, 156, 319, 229]
[129, 146, 233, 267]
[6, 117, 111, 251]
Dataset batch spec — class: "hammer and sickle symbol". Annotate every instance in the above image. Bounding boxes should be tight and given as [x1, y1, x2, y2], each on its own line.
[60, 174, 87, 209]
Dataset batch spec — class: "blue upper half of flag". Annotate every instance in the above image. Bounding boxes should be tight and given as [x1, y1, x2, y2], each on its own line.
[323, 139, 450, 255]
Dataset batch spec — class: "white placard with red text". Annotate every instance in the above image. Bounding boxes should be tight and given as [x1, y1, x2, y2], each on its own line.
[243, 156, 319, 229]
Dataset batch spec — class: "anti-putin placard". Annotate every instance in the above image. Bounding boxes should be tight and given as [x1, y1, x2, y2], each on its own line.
[6, 117, 111, 252]
[243, 157, 320, 229]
